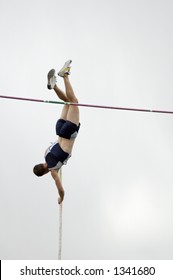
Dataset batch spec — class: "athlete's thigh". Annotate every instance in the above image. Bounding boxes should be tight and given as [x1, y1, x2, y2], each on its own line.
[59, 105, 69, 120]
[67, 105, 79, 125]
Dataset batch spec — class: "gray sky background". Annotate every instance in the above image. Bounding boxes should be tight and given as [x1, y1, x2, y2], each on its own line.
[0, 0, 173, 260]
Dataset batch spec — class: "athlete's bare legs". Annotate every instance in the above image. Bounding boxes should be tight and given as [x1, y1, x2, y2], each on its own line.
[53, 75, 79, 124]
[47, 61, 79, 124]
[63, 75, 79, 125]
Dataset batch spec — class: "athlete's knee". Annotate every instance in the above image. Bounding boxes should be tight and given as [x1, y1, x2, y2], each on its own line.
[71, 97, 78, 103]
[74, 97, 78, 103]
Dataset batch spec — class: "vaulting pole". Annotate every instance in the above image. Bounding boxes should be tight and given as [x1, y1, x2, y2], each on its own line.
[58, 168, 63, 260]
[1, 94, 173, 114]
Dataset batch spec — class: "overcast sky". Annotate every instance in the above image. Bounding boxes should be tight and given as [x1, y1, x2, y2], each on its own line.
[0, 0, 173, 260]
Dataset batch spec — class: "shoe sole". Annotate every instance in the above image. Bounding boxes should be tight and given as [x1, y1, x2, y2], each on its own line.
[58, 60, 72, 77]
[47, 69, 55, 89]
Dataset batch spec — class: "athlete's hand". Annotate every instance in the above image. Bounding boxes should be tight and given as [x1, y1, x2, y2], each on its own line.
[58, 196, 63, 204]
[58, 190, 64, 204]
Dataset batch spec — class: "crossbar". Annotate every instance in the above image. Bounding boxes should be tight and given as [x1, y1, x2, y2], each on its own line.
[1, 94, 173, 114]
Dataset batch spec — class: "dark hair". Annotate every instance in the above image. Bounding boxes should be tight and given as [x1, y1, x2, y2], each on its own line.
[33, 164, 45, 177]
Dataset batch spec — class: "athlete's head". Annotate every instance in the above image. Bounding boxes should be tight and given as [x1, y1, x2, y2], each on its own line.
[33, 163, 49, 177]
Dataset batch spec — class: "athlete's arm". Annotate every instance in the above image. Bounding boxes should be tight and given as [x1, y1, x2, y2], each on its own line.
[51, 169, 64, 204]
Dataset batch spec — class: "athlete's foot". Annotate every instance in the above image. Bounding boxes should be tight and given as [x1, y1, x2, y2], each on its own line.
[47, 69, 56, 90]
[58, 60, 72, 78]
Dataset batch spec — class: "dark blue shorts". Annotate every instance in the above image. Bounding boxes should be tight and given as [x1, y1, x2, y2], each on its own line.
[45, 142, 71, 170]
[56, 119, 80, 140]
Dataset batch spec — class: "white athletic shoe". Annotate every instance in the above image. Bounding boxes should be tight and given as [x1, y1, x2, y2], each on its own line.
[47, 69, 56, 90]
[58, 60, 72, 77]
